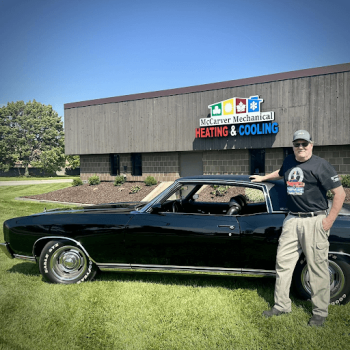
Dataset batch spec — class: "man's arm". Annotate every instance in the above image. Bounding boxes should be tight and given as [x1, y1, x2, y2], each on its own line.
[323, 186, 346, 231]
[250, 170, 283, 183]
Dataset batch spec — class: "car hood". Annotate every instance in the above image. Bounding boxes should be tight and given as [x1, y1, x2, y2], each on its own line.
[38, 201, 148, 215]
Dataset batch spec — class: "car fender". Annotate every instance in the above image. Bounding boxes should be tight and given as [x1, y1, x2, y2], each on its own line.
[33, 236, 96, 263]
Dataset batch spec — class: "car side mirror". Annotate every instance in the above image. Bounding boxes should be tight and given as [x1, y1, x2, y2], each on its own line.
[151, 203, 163, 214]
[192, 194, 199, 201]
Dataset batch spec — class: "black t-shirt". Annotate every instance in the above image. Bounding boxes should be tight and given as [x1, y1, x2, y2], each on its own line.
[278, 155, 341, 212]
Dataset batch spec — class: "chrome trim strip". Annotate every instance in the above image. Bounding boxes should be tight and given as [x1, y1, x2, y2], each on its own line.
[241, 268, 276, 276]
[33, 236, 96, 263]
[13, 254, 36, 262]
[130, 264, 242, 274]
[0, 242, 14, 259]
[96, 263, 131, 271]
[262, 187, 273, 213]
[329, 251, 350, 258]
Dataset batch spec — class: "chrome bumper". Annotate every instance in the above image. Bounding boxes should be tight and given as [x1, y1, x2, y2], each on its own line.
[0, 242, 14, 259]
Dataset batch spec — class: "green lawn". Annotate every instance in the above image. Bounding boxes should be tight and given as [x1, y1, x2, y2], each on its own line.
[1, 185, 350, 350]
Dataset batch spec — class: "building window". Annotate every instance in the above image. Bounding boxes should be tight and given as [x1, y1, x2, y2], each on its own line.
[250, 149, 265, 175]
[131, 153, 142, 176]
[110, 154, 120, 176]
[283, 147, 294, 158]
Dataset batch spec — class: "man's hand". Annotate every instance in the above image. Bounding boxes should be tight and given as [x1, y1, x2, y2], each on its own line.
[250, 175, 265, 183]
[322, 186, 346, 231]
[250, 170, 282, 183]
[322, 217, 334, 231]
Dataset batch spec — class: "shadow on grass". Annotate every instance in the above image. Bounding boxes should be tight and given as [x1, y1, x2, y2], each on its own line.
[95, 269, 311, 310]
[7, 261, 39, 276]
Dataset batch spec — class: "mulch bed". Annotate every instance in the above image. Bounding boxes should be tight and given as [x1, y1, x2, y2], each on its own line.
[23, 182, 158, 205]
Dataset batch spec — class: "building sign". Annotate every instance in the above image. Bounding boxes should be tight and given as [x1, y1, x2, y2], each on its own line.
[195, 95, 278, 138]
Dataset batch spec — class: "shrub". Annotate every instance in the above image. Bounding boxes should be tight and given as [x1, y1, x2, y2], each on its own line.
[130, 185, 142, 194]
[327, 190, 334, 200]
[341, 175, 350, 188]
[88, 175, 100, 186]
[144, 176, 157, 186]
[72, 178, 83, 187]
[245, 188, 265, 202]
[210, 185, 229, 197]
[114, 175, 126, 186]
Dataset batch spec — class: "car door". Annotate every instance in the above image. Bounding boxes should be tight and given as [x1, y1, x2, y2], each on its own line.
[125, 211, 242, 270]
[238, 212, 285, 271]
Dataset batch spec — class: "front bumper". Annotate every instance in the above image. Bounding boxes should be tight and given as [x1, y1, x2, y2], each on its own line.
[0, 242, 14, 259]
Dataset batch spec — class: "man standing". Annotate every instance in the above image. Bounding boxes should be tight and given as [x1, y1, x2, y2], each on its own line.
[250, 130, 345, 326]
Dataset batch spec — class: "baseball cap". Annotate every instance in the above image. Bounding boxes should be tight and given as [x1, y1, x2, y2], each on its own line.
[292, 130, 312, 142]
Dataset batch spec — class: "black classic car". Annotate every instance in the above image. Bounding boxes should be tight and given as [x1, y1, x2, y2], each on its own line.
[1, 175, 350, 305]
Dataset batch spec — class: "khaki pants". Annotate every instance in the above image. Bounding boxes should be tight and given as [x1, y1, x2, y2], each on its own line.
[274, 214, 330, 317]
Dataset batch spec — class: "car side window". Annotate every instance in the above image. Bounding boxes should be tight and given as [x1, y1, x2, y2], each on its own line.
[193, 185, 264, 204]
[160, 184, 267, 216]
[191, 185, 267, 215]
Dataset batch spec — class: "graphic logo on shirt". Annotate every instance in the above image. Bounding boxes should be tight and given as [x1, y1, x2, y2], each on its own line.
[331, 175, 339, 183]
[287, 167, 305, 196]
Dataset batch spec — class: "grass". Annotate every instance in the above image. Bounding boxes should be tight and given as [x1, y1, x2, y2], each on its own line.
[1, 185, 350, 349]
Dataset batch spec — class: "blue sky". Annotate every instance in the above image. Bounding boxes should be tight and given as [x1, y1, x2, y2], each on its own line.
[1, 0, 349, 121]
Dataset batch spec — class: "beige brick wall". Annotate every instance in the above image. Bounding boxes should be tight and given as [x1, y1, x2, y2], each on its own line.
[313, 145, 350, 174]
[265, 148, 284, 174]
[80, 154, 114, 182]
[203, 149, 250, 175]
[265, 145, 350, 175]
[80, 153, 180, 182]
[80, 145, 350, 182]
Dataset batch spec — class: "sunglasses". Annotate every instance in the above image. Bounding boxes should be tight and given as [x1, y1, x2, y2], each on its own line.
[293, 142, 309, 148]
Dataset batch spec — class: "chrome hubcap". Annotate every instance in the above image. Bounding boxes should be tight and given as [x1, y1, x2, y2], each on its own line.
[50, 246, 87, 282]
[301, 260, 345, 299]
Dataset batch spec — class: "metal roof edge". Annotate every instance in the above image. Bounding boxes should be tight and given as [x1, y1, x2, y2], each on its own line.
[64, 62, 350, 110]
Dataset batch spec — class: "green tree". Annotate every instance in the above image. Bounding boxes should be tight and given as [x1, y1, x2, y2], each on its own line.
[0, 104, 18, 171]
[65, 155, 80, 170]
[0, 100, 65, 176]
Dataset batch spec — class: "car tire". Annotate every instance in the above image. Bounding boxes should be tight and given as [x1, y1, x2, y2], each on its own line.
[293, 255, 350, 305]
[39, 240, 97, 284]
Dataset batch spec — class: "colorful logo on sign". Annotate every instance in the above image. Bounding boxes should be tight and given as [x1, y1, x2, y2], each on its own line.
[209, 96, 264, 117]
[195, 95, 278, 138]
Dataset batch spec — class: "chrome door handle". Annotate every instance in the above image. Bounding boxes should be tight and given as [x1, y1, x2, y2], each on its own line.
[218, 225, 235, 230]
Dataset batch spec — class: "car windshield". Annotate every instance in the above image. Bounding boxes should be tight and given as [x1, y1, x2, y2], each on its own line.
[164, 184, 198, 202]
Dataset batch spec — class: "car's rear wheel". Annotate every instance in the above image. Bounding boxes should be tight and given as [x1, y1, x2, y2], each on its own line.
[39, 240, 97, 284]
[293, 255, 350, 305]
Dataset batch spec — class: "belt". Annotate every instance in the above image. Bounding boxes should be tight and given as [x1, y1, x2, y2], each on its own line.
[289, 210, 327, 218]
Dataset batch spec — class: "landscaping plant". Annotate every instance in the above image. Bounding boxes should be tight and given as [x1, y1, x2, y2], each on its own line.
[88, 175, 100, 186]
[72, 178, 83, 187]
[114, 175, 126, 186]
[144, 176, 157, 186]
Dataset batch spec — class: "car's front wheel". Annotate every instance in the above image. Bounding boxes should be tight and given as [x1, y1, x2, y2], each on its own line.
[293, 255, 350, 305]
[39, 240, 97, 284]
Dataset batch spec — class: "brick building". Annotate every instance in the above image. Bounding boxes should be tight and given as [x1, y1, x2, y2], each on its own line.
[64, 63, 350, 182]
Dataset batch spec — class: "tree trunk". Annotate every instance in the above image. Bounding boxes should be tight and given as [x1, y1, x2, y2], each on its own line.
[24, 164, 29, 177]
